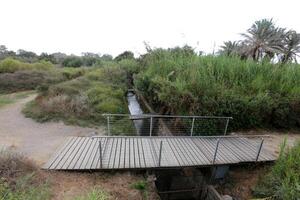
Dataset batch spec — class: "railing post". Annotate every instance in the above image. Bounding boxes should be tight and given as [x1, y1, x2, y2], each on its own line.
[99, 141, 103, 168]
[213, 139, 221, 164]
[158, 141, 163, 167]
[190, 117, 195, 136]
[150, 117, 153, 136]
[255, 138, 264, 161]
[107, 116, 110, 136]
[224, 118, 230, 135]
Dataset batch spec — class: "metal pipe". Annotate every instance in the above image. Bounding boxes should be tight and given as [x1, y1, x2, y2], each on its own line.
[213, 139, 221, 164]
[158, 141, 163, 166]
[107, 116, 110, 136]
[224, 118, 230, 135]
[255, 138, 264, 161]
[190, 117, 195, 136]
[150, 117, 153, 136]
[99, 141, 103, 168]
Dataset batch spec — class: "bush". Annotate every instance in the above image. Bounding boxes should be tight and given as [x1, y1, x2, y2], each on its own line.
[0, 70, 65, 93]
[135, 48, 300, 131]
[0, 58, 53, 73]
[23, 66, 129, 127]
[131, 180, 148, 199]
[253, 140, 300, 200]
[0, 150, 50, 200]
[62, 56, 83, 67]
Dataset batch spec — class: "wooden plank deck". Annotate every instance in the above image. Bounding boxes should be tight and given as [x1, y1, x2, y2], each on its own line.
[43, 136, 276, 170]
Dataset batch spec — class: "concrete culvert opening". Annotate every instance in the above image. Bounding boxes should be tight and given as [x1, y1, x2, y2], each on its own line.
[154, 168, 224, 200]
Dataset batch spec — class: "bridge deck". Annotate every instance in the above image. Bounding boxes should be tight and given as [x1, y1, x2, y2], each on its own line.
[43, 136, 276, 170]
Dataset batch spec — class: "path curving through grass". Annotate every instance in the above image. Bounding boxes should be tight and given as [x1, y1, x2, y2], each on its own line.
[0, 93, 103, 166]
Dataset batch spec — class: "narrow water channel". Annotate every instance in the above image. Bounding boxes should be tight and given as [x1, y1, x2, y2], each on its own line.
[127, 91, 145, 135]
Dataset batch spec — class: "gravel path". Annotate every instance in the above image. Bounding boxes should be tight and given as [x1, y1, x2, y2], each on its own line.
[0, 94, 103, 166]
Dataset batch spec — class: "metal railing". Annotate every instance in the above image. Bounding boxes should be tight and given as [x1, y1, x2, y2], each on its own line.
[91, 135, 269, 167]
[102, 114, 233, 136]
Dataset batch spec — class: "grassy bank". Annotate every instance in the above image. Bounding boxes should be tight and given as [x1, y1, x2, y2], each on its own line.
[253, 140, 300, 199]
[0, 91, 35, 107]
[23, 65, 130, 127]
[0, 150, 50, 200]
[0, 58, 87, 94]
[135, 48, 300, 131]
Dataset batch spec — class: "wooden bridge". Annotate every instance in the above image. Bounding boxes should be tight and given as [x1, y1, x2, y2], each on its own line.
[44, 136, 276, 170]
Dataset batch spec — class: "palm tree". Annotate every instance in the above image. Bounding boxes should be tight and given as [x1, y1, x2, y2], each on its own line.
[241, 19, 285, 61]
[281, 30, 300, 63]
[219, 41, 239, 56]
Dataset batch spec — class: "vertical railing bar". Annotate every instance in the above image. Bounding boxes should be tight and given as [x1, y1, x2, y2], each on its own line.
[99, 140, 103, 168]
[255, 138, 264, 161]
[213, 139, 221, 164]
[107, 116, 110, 136]
[150, 117, 153, 136]
[158, 141, 163, 167]
[224, 118, 230, 135]
[190, 117, 195, 136]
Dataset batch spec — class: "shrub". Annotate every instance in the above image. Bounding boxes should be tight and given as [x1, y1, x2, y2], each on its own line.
[0, 58, 53, 73]
[135, 48, 300, 131]
[253, 140, 300, 200]
[131, 180, 148, 199]
[0, 150, 50, 200]
[0, 70, 65, 93]
[23, 66, 129, 127]
[62, 56, 83, 67]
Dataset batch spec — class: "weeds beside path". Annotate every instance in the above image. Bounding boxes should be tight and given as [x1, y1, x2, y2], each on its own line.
[0, 92, 104, 166]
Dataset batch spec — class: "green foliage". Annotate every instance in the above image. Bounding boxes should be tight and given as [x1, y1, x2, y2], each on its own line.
[114, 51, 135, 61]
[0, 175, 50, 200]
[62, 56, 83, 67]
[253, 140, 300, 200]
[131, 180, 147, 190]
[0, 91, 34, 107]
[0, 150, 50, 200]
[0, 58, 53, 73]
[23, 66, 129, 127]
[74, 188, 110, 200]
[131, 180, 148, 199]
[135, 48, 300, 131]
[0, 70, 64, 93]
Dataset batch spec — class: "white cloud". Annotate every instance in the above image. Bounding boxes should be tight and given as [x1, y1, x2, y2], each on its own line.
[0, 0, 299, 56]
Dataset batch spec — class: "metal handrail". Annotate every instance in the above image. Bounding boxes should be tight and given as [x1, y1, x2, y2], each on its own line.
[102, 113, 233, 120]
[91, 135, 270, 139]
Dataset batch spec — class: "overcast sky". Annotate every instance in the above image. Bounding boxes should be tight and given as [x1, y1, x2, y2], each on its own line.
[0, 0, 299, 57]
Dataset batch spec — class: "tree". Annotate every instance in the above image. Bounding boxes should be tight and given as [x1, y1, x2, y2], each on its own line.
[281, 30, 300, 63]
[100, 54, 113, 61]
[39, 53, 56, 63]
[0, 45, 15, 60]
[17, 49, 38, 62]
[81, 52, 100, 66]
[241, 19, 285, 61]
[114, 51, 134, 61]
[62, 56, 83, 67]
[219, 41, 240, 56]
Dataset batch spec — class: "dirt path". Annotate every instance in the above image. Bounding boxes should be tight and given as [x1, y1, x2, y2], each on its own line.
[0, 94, 104, 166]
[234, 129, 300, 156]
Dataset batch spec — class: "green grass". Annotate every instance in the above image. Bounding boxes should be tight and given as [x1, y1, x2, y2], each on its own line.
[0, 57, 53, 73]
[0, 91, 34, 107]
[131, 180, 148, 199]
[253, 139, 300, 200]
[23, 66, 130, 128]
[135, 48, 300, 131]
[73, 188, 110, 200]
[0, 150, 51, 200]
